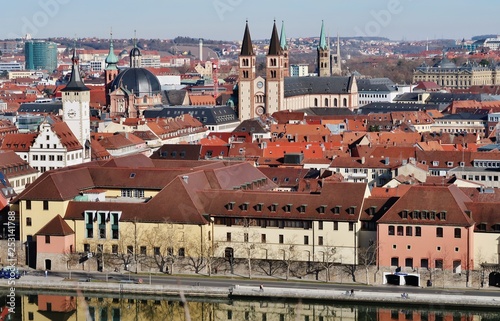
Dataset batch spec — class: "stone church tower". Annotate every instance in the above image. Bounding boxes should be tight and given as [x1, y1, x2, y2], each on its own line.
[104, 32, 119, 107]
[237, 21, 257, 121]
[317, 20, 331, 77]
[280, 21, 289, 78]
[265, 21, 285, 115]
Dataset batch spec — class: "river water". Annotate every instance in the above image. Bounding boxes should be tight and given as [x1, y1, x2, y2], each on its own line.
[0, 291, 498, 320]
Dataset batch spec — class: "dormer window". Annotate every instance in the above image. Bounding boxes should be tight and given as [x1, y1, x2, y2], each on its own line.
[332, 206, 341, 215]
[401, 210, 408, 219]
[447, 161, 454, 167]
[439, 211, 447, 221]
[255, 203, 263, 212]
[227, 202, 235, 211]
[270, 203, 278, 212]
[348, 206, 356, 215]
[284, 204, 292, 213]
[432, 161, 439, 166]
[368, 206, 377, 216]
[318, 205, 327, 214]
[298, 204, 307, 213]
[241, 202, 249, 211]
[477, 223, 487, 231]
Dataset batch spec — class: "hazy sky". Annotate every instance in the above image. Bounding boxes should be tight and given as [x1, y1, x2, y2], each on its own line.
[1, 0, 498, 41]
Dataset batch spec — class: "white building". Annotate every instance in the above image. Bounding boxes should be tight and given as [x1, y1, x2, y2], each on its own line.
[290, 64, 309, 77]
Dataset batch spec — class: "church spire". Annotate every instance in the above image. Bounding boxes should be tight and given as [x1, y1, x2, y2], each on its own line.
[280, 20, 287, 51]
[268, 20, 282, 55]
[319, 20, 328, 50]
[105, 29, 119, 70]
[62, 44, 89, 92]
[240, 20, 254, 56]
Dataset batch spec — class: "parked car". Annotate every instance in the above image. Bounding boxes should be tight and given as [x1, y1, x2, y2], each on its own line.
[1, 267, 21, 279]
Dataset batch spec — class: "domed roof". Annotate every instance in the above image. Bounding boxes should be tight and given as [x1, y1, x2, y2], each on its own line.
[130, 46, 142, 57]
[111, 68, 161, 98]
[434, 57, 457, 69]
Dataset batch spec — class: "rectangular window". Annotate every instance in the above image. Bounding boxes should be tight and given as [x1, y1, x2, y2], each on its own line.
[140, 246, 147, 255]
[304, 235, 309, 245]
[26, 217, 32, 226]
[333, 221, 338, 230]
[388, 225, 395, 235]
[406, 226, 412, 236]
[279, 235, 284, 244]
[318, 236, 323, 245]
[397, 226, 404, 236]
[226, 232, 231, 242]
[45, 235, 50, 244]
[436, 227, 443, 238]
[454, 228, 461, 238]
[318, 221, 323, 230]
[244, 233, 249, 242]
[43, 200, 49, 210]
[349, 222, 354, 231]
[261, 234, 266, 243]
[26, 200, 31, 210]
[415, 226, 421, 237]
[405, 258, 413, 268]
[112, 245, 118, 254]
[154, 247, 160, 255]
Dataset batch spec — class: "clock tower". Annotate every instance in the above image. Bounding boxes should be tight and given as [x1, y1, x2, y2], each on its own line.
[238, 21, 257, 121]
[62, 47, 91, 161]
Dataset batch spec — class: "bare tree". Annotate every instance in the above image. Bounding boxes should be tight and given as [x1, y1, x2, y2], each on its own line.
[236, 228, 261, 279]
[279, 244, 299, 281]
[358, 241, 378, 285]
[184, 235, 220, 275]
[108, 223, 139, 272]
[141, 222, 185, 274]
[316, 246, 338, 282]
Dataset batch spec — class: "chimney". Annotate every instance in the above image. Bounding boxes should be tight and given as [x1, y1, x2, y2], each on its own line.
[182, 175, 189, 184]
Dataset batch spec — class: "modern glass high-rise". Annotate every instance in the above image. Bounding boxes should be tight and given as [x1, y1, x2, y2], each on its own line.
[25, 40, 58, 72]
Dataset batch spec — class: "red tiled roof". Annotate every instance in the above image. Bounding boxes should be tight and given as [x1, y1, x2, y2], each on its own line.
[36, 214, 74, 236]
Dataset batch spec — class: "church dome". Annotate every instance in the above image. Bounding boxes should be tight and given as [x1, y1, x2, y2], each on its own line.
[434, 57, 457, 69]
[130, 47, 142, 57]
[111, 68, 161, 98]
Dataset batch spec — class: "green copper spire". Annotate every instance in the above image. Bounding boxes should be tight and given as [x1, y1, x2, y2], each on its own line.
[280, 20, 287, 50]
[319, 20, 327, 50]
[105, 29, 119, 69]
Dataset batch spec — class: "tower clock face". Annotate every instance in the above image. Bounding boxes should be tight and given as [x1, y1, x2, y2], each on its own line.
[257, 81, 264, 89]
[67, 109, 77, 118]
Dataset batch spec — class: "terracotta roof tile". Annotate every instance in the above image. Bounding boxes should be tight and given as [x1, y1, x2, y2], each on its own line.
[36, 214, 74, 236]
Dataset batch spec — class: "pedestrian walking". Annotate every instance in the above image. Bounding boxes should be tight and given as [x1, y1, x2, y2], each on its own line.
[259, 284, 264, 292]
[44, 270, 48, 278]
[350, 289, 354, 297]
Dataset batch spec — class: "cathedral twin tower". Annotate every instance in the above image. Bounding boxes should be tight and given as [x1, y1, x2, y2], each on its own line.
[238, 21, 342, 121]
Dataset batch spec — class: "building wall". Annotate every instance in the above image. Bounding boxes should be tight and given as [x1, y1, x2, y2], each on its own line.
[36, 234, 74, 270]
[20, 200, 69, 242]
[474, 232, 500, 267]
[378, 223, 472, 272]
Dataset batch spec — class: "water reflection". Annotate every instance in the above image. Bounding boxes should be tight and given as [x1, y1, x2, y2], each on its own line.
[0, 291, 498, 321]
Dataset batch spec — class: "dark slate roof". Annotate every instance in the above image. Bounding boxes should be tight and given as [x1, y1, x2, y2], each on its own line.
[111, 68, 161, 98]
[357, 102, 440, 114]
[268, 21, 282, 56]
[150, 144, 201, 160]
[284, 76, 354, 97]
[61, 50, 90, 92]
[426, 93, 495, 104]
[143, 105, 237, 126]
[240, 21, 254, 56]
[357, 78, 396, 92]
[297, 107, 354, 116]
[234, 119, 268, 133]
[18, 102, 63, 114]
[161, 90, 188, 105]
[440, 113, 488, 121]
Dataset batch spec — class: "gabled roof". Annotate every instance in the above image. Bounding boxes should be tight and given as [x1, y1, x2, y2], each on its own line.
[51, 122, 83, 151]
[377, 185, 474, 226]
[36, 214, 74, 236]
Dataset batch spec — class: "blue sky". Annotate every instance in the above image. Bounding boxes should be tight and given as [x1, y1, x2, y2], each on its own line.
[1, 0, 498, 41]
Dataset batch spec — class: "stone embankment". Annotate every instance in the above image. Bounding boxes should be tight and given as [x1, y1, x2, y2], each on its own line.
[1, 275, 499, 309]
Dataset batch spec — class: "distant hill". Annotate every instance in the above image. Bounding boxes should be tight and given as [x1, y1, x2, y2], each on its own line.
[472, 35, 498, 41]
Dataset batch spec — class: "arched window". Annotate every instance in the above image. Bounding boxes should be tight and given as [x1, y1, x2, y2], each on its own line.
[325, 98, 329, 107]
[343, 98, 348, 107]
[334, 98, 338, 107]
[314, 98, 318, 107]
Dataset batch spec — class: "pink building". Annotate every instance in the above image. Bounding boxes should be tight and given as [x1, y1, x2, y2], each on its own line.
[377, 185, 474, 274]
[35, 215, 75, 271]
